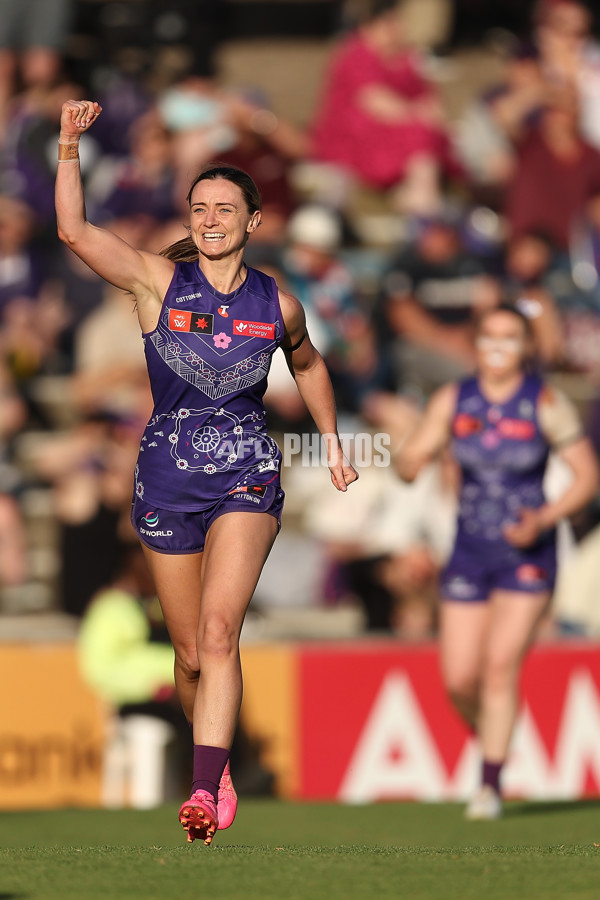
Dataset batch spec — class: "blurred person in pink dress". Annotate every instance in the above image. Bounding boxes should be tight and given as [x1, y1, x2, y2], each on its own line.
[310, 0, 456, 215]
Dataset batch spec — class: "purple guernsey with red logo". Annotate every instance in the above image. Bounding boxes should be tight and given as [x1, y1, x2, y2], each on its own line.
[452, 374, 549, 543]
[134, 261, 284, 511]
[442, 373, 557, 600]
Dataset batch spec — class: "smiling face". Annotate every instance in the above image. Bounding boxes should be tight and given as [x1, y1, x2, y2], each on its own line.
[188, 177, 261, 259]
[475, 309, 530, 379]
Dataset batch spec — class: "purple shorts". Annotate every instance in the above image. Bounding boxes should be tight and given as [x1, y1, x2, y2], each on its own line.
[441, 534, 557, 602]
[131, 481, 284, 554]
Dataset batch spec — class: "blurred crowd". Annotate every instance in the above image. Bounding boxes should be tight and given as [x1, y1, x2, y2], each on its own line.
[1, 0, 600, 642]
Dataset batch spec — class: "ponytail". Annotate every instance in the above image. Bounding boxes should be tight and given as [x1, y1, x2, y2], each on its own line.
[159, 235, 198, 263]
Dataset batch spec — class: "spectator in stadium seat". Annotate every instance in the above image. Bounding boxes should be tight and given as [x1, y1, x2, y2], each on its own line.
[310, 0, 457, 216]
[302, 449, 455, 636]
[154, 76, 307, 261]
[77, 542, 188, 808]
[533, 0, 600, 151]
[85, 110, 178, 227]
[0, 361, 28, 594]
[0, 0, 73, 137]
[454, 45, 549, 206]
[505, 85, 600, 251]
[281, 204, 393, 414]
[32, 412, 142, 617]
[382, 213, 501, 397]
[0, 195, 45, 316]
[499, 231, 563, 369]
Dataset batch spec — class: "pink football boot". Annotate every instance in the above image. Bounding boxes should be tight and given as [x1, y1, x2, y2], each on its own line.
[217, 760, 238, 829]
[179, 789, 219, 845]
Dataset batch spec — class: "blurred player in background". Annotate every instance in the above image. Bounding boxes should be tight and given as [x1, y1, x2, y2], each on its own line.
[397, 304, 598, 818]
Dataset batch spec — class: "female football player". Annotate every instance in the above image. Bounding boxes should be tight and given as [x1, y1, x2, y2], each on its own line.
[56, 99, 357, 843]
[397, 304, 598, 818]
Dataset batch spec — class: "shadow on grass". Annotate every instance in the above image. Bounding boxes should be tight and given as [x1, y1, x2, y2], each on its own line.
[505, 799, 600, 817]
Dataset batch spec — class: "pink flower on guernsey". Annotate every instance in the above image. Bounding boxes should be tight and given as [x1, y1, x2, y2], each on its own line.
[213, 332, 232, 349]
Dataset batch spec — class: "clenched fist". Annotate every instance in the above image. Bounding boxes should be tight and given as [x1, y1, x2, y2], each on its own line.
[60, 100, 102, 140]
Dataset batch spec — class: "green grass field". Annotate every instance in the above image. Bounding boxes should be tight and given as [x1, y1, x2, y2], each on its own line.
[1, 799, 599, 899]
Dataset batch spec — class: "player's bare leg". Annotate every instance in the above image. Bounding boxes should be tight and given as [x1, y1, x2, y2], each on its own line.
[465, 589, 550, 819]
[479, 589, 550, 761]
[144, 511, 277, 844]
[439, 600, 491, 730]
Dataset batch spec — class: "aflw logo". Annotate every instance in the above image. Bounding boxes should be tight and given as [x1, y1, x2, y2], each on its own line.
[168, 309, 214, 334]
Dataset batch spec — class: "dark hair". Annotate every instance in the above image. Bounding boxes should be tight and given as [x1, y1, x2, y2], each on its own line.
[533, 0, 591, 27]
[160, 164, 262, 263]
[359, 0, 400, 24]
[509, 228, 556, 253]
[477, 302, 533, 338]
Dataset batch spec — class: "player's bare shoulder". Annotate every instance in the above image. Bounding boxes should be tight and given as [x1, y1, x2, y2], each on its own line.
[132, 251, 177, 332]
[428, 381, 459, 423]
[278, 286, 304, 321]
[277, 286, 307, 344]
[140, 250, 176, 292]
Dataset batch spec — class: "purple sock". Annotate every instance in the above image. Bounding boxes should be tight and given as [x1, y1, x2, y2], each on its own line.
[192, 745, 229, 802]
[482, 759, 503, 793]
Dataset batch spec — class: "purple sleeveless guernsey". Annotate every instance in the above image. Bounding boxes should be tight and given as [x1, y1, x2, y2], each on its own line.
[134, 261, 284, 511]
[451, 374, 550, 547]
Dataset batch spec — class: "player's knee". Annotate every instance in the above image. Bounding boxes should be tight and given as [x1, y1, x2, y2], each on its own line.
[445, 671, 479, 706]
[197, 615, 238, 660]
[175, 647, 200, 682]
[482, 655, 517, 693]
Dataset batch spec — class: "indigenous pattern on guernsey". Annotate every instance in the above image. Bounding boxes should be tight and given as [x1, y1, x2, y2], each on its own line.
[450, 374, 550, 544]
[135, 262, 285, 511]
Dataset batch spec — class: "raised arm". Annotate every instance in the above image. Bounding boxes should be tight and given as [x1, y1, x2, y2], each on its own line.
[395, 383, 457, 482]
[279, 288, 358, 492]
[55, 100, 174, 331]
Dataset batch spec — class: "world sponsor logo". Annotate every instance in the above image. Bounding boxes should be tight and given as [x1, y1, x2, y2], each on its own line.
[140, 526, 174, 537]
[141, 511, 159, 527]
[139, 510, 174, 538]
[445, 575, 478, 599]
